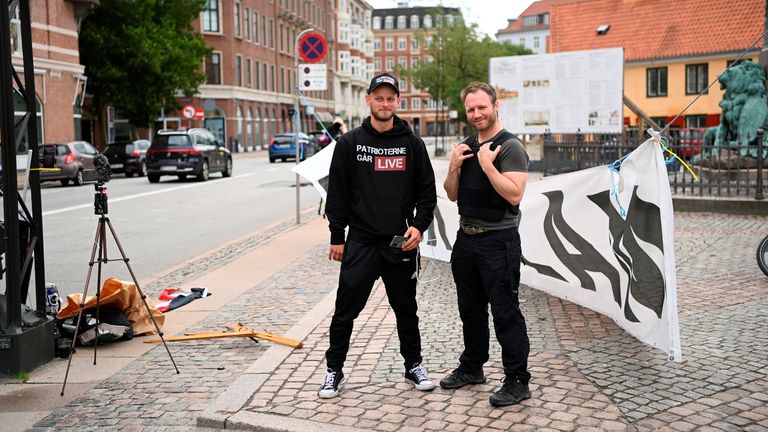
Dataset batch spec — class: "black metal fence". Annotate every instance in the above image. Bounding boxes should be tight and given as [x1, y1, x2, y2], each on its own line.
[541, 129, 766, 199]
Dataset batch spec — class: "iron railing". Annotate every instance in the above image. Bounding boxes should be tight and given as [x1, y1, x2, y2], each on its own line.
[541, 129, 766, 199]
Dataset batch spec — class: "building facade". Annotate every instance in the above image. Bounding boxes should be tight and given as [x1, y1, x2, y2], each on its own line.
[495, 0, 576, 54]
[11, 0, 94, 155]
[333, 0, 374, 130]
[178, 0, 338, 152]
[371, 5, 461, 137]
[549, 0, 763, 130]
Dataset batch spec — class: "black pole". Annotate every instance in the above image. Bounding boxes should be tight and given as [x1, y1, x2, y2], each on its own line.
[1, 0, 24, 326]
[756, 128, 764, 200]
[19, 0, 45, 313]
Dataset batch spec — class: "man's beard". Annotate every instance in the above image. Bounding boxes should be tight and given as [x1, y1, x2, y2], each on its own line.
[371, 108, 395, 122]
[473, 110, 498, 132]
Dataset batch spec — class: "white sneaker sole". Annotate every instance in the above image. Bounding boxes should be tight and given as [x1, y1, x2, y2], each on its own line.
[408, 379, 436, 391]
[318, 379, 345, 399]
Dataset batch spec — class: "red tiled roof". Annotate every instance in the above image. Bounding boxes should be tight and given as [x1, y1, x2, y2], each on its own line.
[497, 0, 581, 35]
[550, 0, 765, 61]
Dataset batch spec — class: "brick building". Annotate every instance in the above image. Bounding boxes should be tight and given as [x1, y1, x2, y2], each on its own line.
[371, 5, 461, 137]
[333, 0, 374, 129]
[11, 0, 94, 155]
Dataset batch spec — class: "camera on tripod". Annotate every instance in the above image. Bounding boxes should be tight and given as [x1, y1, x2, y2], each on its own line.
[91, 155, 112, 216]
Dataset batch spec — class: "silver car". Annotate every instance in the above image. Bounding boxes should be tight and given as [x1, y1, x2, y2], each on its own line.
[38, 141, 100, 186]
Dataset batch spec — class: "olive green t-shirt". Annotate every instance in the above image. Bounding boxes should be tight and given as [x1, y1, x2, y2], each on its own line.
[459, 130, 528, 229]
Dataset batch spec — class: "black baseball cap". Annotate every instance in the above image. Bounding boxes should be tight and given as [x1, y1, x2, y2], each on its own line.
[367, 72, 400, 96]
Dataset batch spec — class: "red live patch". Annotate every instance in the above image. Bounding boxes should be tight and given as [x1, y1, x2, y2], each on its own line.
[374, 156, 406, 171]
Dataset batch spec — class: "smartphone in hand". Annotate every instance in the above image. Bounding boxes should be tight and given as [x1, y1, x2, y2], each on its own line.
[389, 235, 408, 248]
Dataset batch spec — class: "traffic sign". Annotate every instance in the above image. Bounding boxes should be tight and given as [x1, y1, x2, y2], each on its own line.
[194, 108, 204, 119]
[299, 63, 327, 90]
[298, 32, 327, 63]
[182, 105, 195, 119]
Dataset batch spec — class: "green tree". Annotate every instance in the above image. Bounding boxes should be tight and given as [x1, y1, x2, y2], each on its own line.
[398, 16, 531, 127]
[79, 0, 211, 140]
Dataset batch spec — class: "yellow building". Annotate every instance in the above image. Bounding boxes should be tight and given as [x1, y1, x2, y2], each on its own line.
[550, 0, 763, 130]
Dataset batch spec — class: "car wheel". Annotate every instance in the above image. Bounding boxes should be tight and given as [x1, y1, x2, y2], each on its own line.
[197, 160, 209, 181]
[148, 175, 160, 183]
[60, 179, 70, 186]
[73, 170, 84, 186]
[138, 162, 147, 177]
[269, 156, 275, 163]
[126, 172, 135, 178]
[222, 158, 233, 177]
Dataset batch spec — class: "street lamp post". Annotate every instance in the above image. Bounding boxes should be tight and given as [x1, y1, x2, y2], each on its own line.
[294, 28, 314, 225]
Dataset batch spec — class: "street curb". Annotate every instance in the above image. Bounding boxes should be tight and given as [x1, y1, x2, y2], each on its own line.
[197, 283, 340, 429]
[672, 196, 768, 215]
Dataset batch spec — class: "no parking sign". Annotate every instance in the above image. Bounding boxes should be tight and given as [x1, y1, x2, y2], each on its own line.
[298, 32, 327, 63]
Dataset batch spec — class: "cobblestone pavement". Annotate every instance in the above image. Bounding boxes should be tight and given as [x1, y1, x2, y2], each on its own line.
[26, 211, 768, 431]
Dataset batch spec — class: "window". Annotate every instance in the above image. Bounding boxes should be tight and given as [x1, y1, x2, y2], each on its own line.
[398, 56, 406, 69]
[15, 93, 42, 151]
[410, 15, 419, 28]
[245, 58, 252, 87]
[269, 19, 274, 48]
[280, 67, 285, 93]
[533, 36, 540, 49]
[398, 37, 406, 50]
[255, 61, 261, 89]
[236, 55, 242, 86]
[385, 16, 393, 29]
[685, 115, 707, 128]
[411, 98, 420, 110]
[385, 38, 393, 51]
[399, 98, 407, 109]
[650, 116, 668, 128]
[446, 15, 455, 27]
[727, 59, 752, 68]
[519, 37, 525, 47]
[203, 0, 220, 32]
[279, 24, 284, 52]
[262, 16, 267, 44]
[423, 15, 432, 28]
[374, 38, 381, 50]
[386, 56, 394, 69]
[205, 52, 221, 84]
[270, 64, 275, 91]
[397, 15, 406, 29]
[685, 63, 708, 95]
[411, 56, 419, 67]
[374, 58, 381, 70]
[10, 4, 21, 55]
[373, 16, 381, 29]
[253, 11, 259, 44]
[244, 8, 250, 40]
[234, 3, 241, 38]
[647, 67, 667, 97]
[263, 63, 268, 90]
[411, 37, 419, 50]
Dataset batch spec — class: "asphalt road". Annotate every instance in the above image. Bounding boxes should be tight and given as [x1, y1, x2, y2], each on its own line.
[8, 151, 322, 304]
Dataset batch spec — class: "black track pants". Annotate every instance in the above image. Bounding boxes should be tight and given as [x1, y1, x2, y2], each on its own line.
[325, 240, 422, 372]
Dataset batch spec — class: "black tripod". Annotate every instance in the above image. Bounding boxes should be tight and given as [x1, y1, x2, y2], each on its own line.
[61, 181, 179, 395]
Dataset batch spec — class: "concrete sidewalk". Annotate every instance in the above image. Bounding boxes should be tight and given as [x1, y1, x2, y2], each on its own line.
[3, 208, 768, 431]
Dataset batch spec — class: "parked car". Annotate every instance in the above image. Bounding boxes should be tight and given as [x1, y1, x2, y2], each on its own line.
[145, 128, 232, 183]
[102, 139, 151, 177]
[676, 128, 706, 158]
[308, 130, 332, 150]
[268, 132, 317, 163]
[38, 141, 100, 186]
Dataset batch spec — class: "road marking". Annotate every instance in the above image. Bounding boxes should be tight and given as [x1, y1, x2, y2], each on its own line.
[41, 172, 259, 216]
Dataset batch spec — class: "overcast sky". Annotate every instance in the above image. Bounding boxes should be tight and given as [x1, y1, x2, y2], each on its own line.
[364, 0, 535, 37]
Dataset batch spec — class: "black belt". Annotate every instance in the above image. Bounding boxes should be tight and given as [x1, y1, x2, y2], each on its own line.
[461, 225, 490, 235]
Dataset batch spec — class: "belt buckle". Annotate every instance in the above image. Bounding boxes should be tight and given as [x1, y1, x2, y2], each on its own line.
[463, 225, 479, 235]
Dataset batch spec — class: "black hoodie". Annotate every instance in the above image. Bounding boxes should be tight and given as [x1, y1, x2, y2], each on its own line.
[326, 115, 437, 245]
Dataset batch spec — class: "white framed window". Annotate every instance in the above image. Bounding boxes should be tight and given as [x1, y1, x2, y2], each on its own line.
[385, 56, 394, 69]
[398, 37, 406, 50]
[410, 15, 419, 29]
[374, 58, 381, 70]
[234, 2, 241, 38]
[398, 56, 406, 68]
[202, 0, 220, 33]
[373, 16, 381, 29]
[411, 56, 419, 67]
[397, 15, 406, 29]
[411, 98, 420, 110]
[236, 55, 243, 86]
[411, 37, 419, 50]
[244, 8, 251, 40]
[205, 52, 221, 84]
[446, 15, 455, 27]
[374, 38, 381, 50]
[399, 98, 407, 109]
[423, 15, 432, 28]
[385, 16, 393, 29]
[385, 38, 393, 51]
[245, 58, 252, 87]
[533, 36, 540, 48]
[253, 11, 260, 44]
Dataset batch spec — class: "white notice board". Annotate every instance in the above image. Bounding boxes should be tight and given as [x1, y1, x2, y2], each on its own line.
[489, 48, 624, 134]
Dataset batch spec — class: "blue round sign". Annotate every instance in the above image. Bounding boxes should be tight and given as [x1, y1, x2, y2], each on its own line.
[298, 32, 327, 63]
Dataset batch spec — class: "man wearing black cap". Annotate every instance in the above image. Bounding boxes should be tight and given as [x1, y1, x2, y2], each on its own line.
[318, 72, 437, 399]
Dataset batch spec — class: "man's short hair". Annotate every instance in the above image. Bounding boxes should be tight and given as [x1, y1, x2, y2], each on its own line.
[461, 82, 497, 105]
